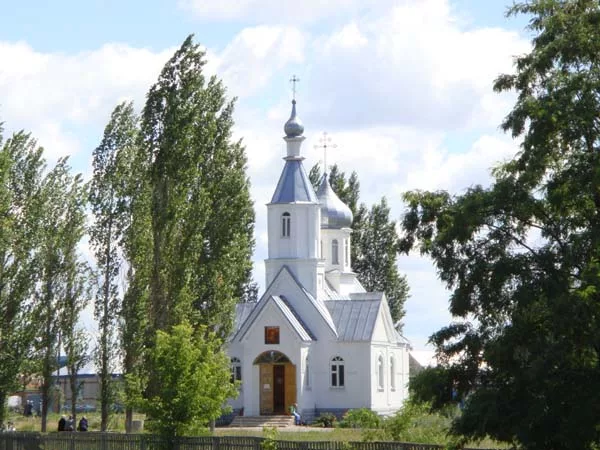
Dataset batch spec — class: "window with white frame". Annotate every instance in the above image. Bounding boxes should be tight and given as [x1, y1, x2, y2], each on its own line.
[231, 357, 242, 383]
[377, 355, 384, 390]
[390, 356, 396, 391]
[282, 212, 291, 237]
[331, 356, 345, 387]
[332, 239, 339, 265]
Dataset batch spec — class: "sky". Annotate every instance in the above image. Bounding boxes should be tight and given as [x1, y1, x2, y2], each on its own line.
[0, 0, 532, 351]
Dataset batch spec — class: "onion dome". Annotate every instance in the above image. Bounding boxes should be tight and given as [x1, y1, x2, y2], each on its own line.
[284, 100, 304, 138]
[316, 173, 353, 229]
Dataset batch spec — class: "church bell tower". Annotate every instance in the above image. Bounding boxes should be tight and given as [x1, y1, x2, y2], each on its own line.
[264, 88, 322, 298]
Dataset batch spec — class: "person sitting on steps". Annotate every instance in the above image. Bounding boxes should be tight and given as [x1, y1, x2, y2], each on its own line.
[289, 402, 301, 425]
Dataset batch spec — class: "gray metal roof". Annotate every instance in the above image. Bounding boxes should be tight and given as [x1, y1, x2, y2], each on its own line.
[270, 160, 318, 204]
[233, 303, 257, 335]
[273, 296, 315, 341]
[326, 299, 382, 341]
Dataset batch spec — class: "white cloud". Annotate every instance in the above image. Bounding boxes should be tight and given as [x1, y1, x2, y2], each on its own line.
[178, 0, 372, 24]
[0, 41, 172, 159]
[215, 26, 306, 99]
[304, 0, 528, 131]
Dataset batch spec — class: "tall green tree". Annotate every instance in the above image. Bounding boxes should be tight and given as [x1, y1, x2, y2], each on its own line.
[310, 163, 409, 324]
[60, 261, 92, 427]
[400, 2, 600, 449]
[37, 159, 86, 432]
[0, 130, 45, 427]
[355, 198, 409, 325]
[140, 35, 255, 338]
[141, 322, 237, 440]
[113, 102, 151, 433]
[90, 101, 138, 430]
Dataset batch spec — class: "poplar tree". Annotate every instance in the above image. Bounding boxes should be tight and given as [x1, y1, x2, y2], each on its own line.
[0, 130, 45, 427]
[90, 101, 138, 430]
[37, 159, 86, 431]
[140, 35, 255, 338]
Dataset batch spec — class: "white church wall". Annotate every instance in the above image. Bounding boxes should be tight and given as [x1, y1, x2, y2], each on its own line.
[237, 300, 304, 416]
[369, 343, 410, 414]
[309, 341, 372, 411]
[267, 204, 319, 260]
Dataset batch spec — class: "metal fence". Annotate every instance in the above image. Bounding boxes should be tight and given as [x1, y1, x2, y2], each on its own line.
[0, 433, 492, 450]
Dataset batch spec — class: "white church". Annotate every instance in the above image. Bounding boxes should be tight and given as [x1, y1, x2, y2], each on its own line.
[226, 97, 410, 423]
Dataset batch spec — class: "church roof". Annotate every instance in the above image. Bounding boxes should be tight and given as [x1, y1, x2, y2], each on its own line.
[316, 173, 353, 228]
[273, 295, 316, 340]
[233, 302, 256, 336]
[326, 299, 382, 341]
[270, 159, 318, 204]
[231, 293, 315, 343]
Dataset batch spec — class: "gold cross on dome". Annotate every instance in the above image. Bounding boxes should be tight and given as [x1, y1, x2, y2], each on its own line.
[289, 75, 300, 100]
[314, 132, 337, 173]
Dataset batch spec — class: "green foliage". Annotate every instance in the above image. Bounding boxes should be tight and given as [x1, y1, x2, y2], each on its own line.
[141, 322, 237, 438]
[36, 158, 88, 431]
[383, 401, 450, 444]
[141, 35, 255, 339]
[0, 130, 45, 426]
[261, 426, 279, 450]
[400, 1, 600, 449]
[309, 164, 409, 325]
[313, 413, 337, 428]
[339, 408, 382, 429]
[90, 101, 139, 431]
[409, 366, 455, 411]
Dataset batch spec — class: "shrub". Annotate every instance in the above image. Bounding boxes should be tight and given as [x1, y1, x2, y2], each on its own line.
[339, 408, 381, 429]
[313, 413, 337, 428]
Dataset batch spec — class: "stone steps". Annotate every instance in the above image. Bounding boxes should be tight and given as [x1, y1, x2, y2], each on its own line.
[229, 415, 295, 428]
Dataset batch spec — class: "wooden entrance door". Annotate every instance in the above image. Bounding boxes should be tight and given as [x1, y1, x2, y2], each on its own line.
[259, 364, 273, 415]
[273, 365, 285, 413]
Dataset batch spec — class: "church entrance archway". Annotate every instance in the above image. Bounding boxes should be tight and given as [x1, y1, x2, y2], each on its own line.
[254, 351, 296, 415]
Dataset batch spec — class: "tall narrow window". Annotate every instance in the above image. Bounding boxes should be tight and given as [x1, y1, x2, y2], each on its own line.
[305, 355, 311, 389]
[282, 212, 291, 237]
[331, 356, 345, 387]
[320, 240, 323, 259]
[332, 239, 339, 265]
[390, 356, 396, 391]
[377, 355, 384, 390]
[231, 357, 242, 383]
[344, 239, 350, 266]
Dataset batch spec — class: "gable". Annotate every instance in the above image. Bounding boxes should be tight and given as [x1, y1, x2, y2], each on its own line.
[260, 266, 338, 338]
[234, 295, 314, 343]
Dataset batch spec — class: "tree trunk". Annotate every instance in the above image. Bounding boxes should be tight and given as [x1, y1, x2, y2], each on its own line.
[0, 391, 6, 427]
[125, 406, 133, 433]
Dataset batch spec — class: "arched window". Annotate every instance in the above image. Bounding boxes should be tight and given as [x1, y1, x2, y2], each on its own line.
[282, 212, 291, 237]
[390, 356, 396, 391]
[377, 355, 384, 390]
[305, 355, 311, 389]
[331, 356, 345, 387]
[231, 357, 242, 383]
[344, 239, 350, 266]
[332, 239, 339, 265]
